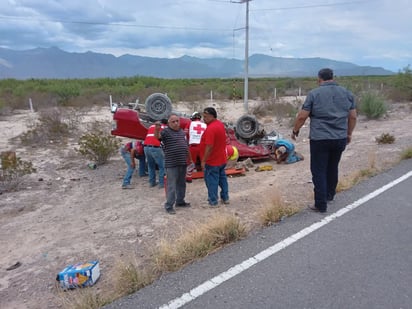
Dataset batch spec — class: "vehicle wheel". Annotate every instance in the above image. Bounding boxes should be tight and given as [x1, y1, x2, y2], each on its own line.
[236, 115, 259, 139]
[145, 93, 172, 121]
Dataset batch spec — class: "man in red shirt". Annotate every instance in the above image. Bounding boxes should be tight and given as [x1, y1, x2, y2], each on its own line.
[200, 107, 229, 207]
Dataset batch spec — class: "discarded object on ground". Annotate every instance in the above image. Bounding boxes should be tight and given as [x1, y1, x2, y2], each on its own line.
[87, 163, 97, 170]
[57, 260, 100, 289]
[255, 165, 273, 172]
[6, 261, 22, 271]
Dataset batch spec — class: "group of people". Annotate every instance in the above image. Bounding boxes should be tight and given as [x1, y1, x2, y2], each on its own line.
[121, 67, 357, 215]
[121, 107, 230, 214]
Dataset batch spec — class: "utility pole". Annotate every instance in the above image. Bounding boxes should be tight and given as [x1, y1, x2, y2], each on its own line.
[232, 0, 251, 114]
[244, 0, 250, 113]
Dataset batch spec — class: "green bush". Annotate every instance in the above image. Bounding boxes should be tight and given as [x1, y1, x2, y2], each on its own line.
[359, 91, 387, 119]
[76, 131, 121, 165]
[391, 65, 412, 101]
[1, 75, 411, 112]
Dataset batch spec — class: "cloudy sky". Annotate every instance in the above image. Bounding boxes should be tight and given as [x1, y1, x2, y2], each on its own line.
[1, 0, 411, 72]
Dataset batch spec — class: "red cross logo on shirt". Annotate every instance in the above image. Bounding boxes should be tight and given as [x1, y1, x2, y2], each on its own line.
[193, 123, 206, 134]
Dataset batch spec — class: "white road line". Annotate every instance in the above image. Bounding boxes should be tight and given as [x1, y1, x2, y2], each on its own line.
[159, 170, 412, 309]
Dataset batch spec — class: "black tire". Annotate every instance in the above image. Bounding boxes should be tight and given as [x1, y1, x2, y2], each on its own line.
[236, 115, 259, 139]
[145, 93, 172, 121]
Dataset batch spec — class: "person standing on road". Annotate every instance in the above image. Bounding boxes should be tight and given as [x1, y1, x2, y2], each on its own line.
[120, 140, 146, 189]
[155, 114, 192, 214]
[185, 111, 207, 182]
[292, 68, 357, 213]
[144, 119, 167, 188]
[200, 107, 229, 207]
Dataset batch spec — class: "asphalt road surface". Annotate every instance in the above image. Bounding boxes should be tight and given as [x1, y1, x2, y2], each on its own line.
[105, 159, 412, 309]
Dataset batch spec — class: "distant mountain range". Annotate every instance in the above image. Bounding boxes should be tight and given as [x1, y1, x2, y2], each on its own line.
[0, 47, 394, 79]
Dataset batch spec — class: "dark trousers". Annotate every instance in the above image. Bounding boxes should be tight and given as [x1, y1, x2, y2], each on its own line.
[165, 165, 187, 210]
[310, 138, 347, 211]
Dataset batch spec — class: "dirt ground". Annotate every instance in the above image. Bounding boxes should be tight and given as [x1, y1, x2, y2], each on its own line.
[1, 99, 412, 309]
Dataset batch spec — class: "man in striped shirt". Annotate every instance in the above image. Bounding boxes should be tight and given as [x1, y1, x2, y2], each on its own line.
[155, 114, 193, 214]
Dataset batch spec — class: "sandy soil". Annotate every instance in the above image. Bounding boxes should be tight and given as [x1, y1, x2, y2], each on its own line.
[1, 99, 412, 308]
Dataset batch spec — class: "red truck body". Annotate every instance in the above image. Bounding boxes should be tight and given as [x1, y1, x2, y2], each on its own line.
[111, 108, 274, 160]
[111, 108, 190, 140]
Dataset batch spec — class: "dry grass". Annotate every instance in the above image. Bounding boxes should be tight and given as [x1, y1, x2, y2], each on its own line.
[258, 190, 299, 226]
[113, 259, 155, 296]
[152, 215, 247, 273]
[337, 152, 378, 192]
[56, 288, 111, 309]
[400, 147, 412, 160]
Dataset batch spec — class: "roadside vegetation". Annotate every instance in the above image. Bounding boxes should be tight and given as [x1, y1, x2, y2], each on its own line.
[358, 91, 387, 119]
[75, 120, 121, 166]
[57, 203, 296, 308]
[400, 147, 412, 160]
[1, 66, 411, 115]
[258, 190, 300, 226]
[0, 151, 36, 193]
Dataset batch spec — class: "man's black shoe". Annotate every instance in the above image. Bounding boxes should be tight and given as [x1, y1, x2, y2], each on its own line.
[166, 208, 176, 214]
[176, 202, 191, 207]
[308, 204, 327, 213]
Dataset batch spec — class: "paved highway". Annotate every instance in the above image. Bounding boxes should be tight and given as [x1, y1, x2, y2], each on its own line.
[105, 159, 412, 309]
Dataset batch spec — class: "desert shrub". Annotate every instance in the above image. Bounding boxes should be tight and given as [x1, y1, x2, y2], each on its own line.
[57, 288, 111, 309]
[390, 65, 412, 101]
[257, 190, 299, 226]
[0, 151, 36, 193]
[251, 100, 297, 119]
[358, 91, 387, 119]
[400, 147, 412, 160]
[50, 82, 81, 105]
[375, 133, 395, 144]
[20, 108, 68, 145]
[114, 261, 154, 296]
[20, 107, 85, 146]
[76, 131, 121, 165]
[152, 215, 247, 272]
[337, 152, 377, 192]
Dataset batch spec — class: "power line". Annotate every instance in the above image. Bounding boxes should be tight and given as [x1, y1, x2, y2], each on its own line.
[0, 14, 230, 32]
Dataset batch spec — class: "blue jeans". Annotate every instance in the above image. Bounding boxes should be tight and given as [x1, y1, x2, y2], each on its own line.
[144, 146, 165, 187]
[164, 165, 187, 210]
[310, 139, 347, 211]
[121, 148, 135, 186]
[204, 163, 229, 205]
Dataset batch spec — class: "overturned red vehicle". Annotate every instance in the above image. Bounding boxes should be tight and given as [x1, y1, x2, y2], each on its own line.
[110, 93, 280, 161]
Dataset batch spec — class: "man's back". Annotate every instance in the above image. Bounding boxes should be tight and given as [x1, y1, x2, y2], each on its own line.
[303, 81, 355, 140]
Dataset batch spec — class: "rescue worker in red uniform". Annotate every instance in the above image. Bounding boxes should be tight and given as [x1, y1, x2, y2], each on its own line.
[144, 119, 167, 188]
[185, 112, 207, 182]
